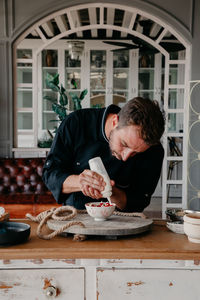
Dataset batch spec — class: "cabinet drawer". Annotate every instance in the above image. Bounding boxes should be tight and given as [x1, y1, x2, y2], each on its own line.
[0, 268, 84, 299]
[97, 268, 200, 300]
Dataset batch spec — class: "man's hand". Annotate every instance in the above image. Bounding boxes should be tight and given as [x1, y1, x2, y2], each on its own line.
[79, 169, 106, 199]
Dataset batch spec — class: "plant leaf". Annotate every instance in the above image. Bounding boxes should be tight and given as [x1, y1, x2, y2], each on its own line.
[79, 89, 88, 100]
[52, 103, 67, 120]
[60, 84, 66, 93]
[46, 73, 54, 82]
[59, 94, 65, 106]
[62, 93, 68, 105]
[46, 80, 60, 92]
[53, 73, 59, 86]
[69, 92, 78, 100]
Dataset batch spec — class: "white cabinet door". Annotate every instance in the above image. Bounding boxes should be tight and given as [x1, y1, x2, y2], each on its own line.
[97, 268, 200, 300]
[0, 268, 84, 299]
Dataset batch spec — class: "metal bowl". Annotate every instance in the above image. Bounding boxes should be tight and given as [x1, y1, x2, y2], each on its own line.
[0, 221, 30, 245]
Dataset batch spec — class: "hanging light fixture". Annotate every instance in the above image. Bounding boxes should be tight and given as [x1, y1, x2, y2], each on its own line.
[67, 41, 85, 60]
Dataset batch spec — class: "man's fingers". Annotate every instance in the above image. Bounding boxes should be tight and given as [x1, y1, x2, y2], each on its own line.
[79, 170, 105, 190]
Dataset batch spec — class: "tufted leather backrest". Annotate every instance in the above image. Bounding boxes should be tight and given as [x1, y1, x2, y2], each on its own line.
[0, 158, 48, 195]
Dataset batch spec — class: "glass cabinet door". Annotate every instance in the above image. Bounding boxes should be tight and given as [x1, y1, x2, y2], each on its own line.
[16, 49, 34, 147]
[65, 50, 82, 111]
[138, 53, 155, 100]
[90, 50, 106, 108]
[113, 50, 129, 106]
[42, 49, 58, 130]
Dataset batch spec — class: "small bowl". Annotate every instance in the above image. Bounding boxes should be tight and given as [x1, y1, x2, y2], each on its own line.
[166, 221, 184, 234]
[0, 221, 31, 245]
[184, 213, 200, 243]
[85, 202, 116, 221]
[166, 209, 185, 222]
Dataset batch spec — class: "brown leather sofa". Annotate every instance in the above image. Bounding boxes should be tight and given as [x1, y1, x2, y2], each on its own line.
[0, 158, 60, 218]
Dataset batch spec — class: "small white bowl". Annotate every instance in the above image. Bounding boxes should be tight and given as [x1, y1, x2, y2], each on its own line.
[184, 213, 200, 243]
[85, 202, 116, 221]
[166, 221, 184, 234]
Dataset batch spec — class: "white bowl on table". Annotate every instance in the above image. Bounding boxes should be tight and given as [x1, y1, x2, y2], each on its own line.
[184, 213, 200, 243]
[85, 202, 116, 221]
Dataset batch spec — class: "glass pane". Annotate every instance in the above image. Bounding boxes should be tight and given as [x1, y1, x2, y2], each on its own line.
[113, 50, 129, 68]
[139, 69, 154, 90]
[90, 50, 106, 68]
[17, 90, 32, 108]
[90, 70, 106, 90]
[65, 51, 81, 67]
[139, 53, 154, 68]
[112, 92, 127, 107]
[166, 184, 182, 204]
[18, 112, 32, 129]
[65, 69, 81, 89]
[138, 91, 154, 100]
[17, 49, 32, 59]
[42, 113, 57, 130]
[43, 91, 58, 110]
[113, 70, 129, 90]
[90, 93, 105, 108]
[169, 64, 185, 85]
[168, 89, 184, 109]
[42, 50, 58, 67]
[43, 69, 58, 89]
[168, 113, 183, 133]
[167, 137, 183, 156]
[17, 67, 32, 84]
[167, 160, 183, 180]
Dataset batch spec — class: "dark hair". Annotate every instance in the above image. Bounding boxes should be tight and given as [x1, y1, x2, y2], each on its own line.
[118, 97, 165, 145]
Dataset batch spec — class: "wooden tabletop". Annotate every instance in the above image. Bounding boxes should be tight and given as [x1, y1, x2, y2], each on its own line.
[0, 219, 200, 260]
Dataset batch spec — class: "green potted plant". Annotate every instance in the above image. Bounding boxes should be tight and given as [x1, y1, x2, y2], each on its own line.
[38, 73, 87, 147]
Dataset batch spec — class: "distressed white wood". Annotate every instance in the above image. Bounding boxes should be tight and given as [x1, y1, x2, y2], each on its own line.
[150, 23, 162, 38]
[121, 11, 133, 37]
[88, 7, 97, 37]
[1, 259, 200, 300]
[0, 268, 84, 300]
[69, 10, 83, 38]
[106, 7, 115, 37]
[41, 21, 54, 37]
[31, 30, 39, 37]
[54, 15, 68, 33]
[96, 268, 200, 300]
[35, 26, 47, 43]
[156, 28, 168, 44]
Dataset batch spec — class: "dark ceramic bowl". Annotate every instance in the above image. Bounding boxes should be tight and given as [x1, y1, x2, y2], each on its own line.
[0, 222, 30, 245]
[165, 209, 185, 223]
[166, 209, 200, 223]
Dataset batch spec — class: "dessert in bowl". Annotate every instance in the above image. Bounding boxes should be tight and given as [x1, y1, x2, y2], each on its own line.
[85, 202, 116, 221]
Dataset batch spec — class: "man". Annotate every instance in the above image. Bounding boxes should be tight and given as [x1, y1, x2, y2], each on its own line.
[42, 97, 165, 212]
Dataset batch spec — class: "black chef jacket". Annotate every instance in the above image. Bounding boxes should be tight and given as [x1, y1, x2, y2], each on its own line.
[42, 104, 164, 212]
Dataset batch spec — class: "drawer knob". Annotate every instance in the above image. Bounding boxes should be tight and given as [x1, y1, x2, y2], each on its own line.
[45, 286, 57, 297]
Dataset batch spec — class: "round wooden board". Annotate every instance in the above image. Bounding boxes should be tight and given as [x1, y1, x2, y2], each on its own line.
[47, 214, 153, 236]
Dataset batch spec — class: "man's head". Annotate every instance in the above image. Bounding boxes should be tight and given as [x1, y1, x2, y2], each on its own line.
[108, 97, 165, 161]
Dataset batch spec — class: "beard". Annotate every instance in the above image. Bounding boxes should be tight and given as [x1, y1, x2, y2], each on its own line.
[108, 129, 122, 160]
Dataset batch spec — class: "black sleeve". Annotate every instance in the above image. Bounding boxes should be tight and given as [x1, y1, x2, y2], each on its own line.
[123, 144, 164, 212]
[42, 116, 76, 204]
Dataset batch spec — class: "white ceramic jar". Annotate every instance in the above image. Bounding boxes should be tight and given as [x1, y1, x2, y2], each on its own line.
[184, 213, 200, 243]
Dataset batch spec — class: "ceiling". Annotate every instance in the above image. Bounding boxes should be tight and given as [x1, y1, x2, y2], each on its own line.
[25, 6, 185, 54]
